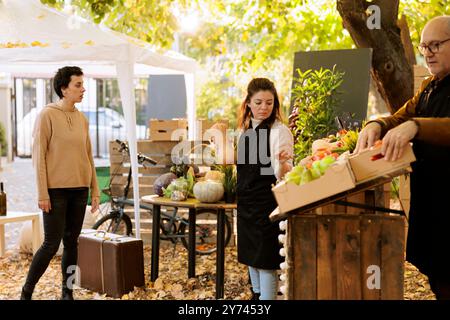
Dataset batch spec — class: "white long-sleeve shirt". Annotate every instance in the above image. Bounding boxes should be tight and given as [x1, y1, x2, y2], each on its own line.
[243, 118, 294, 180]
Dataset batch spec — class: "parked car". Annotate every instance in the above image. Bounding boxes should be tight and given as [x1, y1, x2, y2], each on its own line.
[16, 107, 147, 158]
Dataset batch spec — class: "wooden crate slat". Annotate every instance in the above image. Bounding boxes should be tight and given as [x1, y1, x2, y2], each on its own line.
[110, 154, 174, 165]
[346, 192, 366, 214]
[286, 213, 405, 300]
[137, 140, 204, 155]
[109, 175, 160, 186]
[383, 183, 391, 210]
[317, 216, 337, 299]
[109, 140, 180, 154]
[336, 215, 362, 299]
[111, 185, 154, 197]
[292, 215, 317, 300]
[381, 216, 405, 300]
[110, 165, 170, 175]
[360, 215, 382, 300]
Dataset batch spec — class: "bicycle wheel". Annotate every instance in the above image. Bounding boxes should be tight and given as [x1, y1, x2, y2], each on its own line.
[160, 218, 178, 243]
[179, 209, 232, 255]
[92, 211, 133, 236]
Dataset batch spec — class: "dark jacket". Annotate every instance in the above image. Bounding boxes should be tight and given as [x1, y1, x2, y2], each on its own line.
[370, 74, 450, 280]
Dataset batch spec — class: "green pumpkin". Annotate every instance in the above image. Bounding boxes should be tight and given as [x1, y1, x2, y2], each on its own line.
[193, 180, 224, 203]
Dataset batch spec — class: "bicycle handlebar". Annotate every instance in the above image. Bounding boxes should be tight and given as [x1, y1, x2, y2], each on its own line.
[115, 139, 157, 166]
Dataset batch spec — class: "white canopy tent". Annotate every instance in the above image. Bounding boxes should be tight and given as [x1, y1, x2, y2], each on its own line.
[0, 0, 198, 238]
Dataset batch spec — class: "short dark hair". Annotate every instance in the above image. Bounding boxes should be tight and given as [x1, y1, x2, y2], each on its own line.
[53, 66, 83, 99]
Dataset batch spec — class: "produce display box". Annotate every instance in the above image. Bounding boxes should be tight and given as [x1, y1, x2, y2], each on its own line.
[282, 213, 405, 300]
[148, 119, 188, 141]
[272, 160, 356, 214]
[348, 143, 416, 183]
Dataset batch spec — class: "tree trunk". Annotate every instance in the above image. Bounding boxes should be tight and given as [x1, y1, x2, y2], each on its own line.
[336, 0, 414, 114]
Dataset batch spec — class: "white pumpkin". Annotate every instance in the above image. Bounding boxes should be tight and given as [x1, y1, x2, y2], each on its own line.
[193, 180, 224, 203]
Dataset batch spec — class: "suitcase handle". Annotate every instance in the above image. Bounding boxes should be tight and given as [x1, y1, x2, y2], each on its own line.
[94, 230, 130, 242]
[95, 230, 110, 240]
[95, 230, 106, 237]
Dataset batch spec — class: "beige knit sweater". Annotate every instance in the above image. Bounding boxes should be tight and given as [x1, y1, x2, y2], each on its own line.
[32, 103, 100, 201]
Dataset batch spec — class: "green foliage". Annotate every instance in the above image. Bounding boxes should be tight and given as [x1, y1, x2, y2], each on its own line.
[0, 122, 6, 157]
[214, 164, 237, 196]
[400, 0, 450, 48]
[196, 79, 240, 129]
[391, 176, 400, 200]
[41, 0, 181, 49]
[290, 66, 344, 164]
[39, 0, 445, 132]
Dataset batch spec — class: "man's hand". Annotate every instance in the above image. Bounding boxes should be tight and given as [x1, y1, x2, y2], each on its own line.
[354, 122, 382, 154]
[91, 197, 100, 213]
[38, 200, 51, 213]
[381, 120, 418, 161]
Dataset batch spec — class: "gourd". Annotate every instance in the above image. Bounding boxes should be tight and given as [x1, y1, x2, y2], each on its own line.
[193, 180, 224, 203]
[153, 172, 177, 196]
[204, 170, 224, 181]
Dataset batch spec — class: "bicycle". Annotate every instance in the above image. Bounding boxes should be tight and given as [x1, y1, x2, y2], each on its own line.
[92, 139, 232, 255]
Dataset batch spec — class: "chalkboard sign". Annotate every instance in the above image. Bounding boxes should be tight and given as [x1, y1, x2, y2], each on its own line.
[291, 49, 372, 122]
[146, 75, 187, 120]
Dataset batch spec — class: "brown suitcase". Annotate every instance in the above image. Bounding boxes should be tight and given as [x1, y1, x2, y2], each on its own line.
[77, 229, 145, 298]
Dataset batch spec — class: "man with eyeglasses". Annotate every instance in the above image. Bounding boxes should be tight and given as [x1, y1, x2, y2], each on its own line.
[355, 16, 450, 300]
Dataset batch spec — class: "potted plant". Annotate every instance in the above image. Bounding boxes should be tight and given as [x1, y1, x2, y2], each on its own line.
[288, 65, 345, 164]
[215, 164, 237, 203]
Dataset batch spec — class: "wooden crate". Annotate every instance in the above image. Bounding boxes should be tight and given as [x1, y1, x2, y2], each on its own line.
[398, 174, 410, 219]
[148, 119, 188, 141]
[414, 65, 430, 93]
[282, 213, 405, 300]
[315, 183, 391, 215]
[195, 119, 229, 141]
[109, 140, 229, 244]
[109, 140, 179, 198]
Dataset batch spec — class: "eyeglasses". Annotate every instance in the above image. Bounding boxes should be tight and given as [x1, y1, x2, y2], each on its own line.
[418, 38, 450, 55]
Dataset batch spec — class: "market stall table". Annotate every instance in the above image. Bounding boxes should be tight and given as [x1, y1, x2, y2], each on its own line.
[270, 169, 410, 300]
[141, 195, 236, 299]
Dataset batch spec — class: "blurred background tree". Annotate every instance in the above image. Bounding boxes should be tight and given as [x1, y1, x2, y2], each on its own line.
[41, 0, 449, 127]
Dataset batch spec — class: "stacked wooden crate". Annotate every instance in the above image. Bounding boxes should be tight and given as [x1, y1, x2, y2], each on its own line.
[148, 119, 188, 141]
[413, 65, 430, 93]
[281, 212, 405, 299]
[315, 184, 391, 215]
[108, 139, 236, 244]
[195, 119, 229, 141]
[109, 140, 179, 243]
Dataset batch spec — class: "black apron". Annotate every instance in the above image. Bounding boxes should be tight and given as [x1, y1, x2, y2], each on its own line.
[406, 75, 450, 281]
[236, 120, 282, 270]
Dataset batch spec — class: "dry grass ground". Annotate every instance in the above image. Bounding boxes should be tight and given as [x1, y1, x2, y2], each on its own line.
[0, 242, 435, 300]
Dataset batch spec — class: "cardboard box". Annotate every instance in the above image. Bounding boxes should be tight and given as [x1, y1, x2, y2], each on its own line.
[349, 144, 416, 183]
[272, 161, 356, 214]
[195, 119, 229, 141]
[148, 119, 188, 141]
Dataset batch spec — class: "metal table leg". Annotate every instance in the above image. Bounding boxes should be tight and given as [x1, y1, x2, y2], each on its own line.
[216, 208, 225, 299]
[188, 208, 196, 278]
[151, 204, 161, 282]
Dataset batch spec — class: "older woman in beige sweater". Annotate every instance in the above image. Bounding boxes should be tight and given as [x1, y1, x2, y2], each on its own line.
[21, 66, 99, 300]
